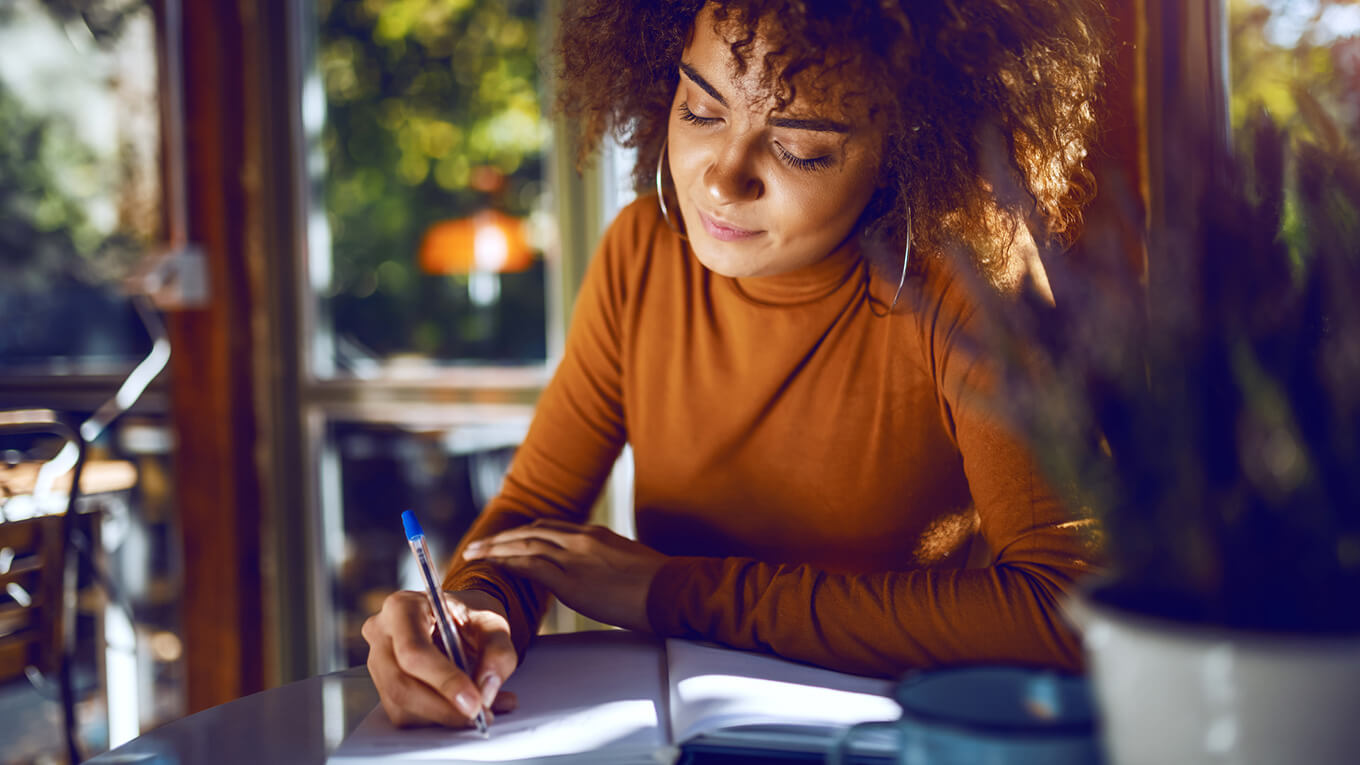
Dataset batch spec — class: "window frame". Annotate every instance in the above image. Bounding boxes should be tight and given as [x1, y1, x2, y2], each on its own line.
[268, 0, 621, 678]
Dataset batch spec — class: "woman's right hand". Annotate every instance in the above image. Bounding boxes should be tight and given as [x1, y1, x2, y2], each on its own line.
[362, 589, 519, 728]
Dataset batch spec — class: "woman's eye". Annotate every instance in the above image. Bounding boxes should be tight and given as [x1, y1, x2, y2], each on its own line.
[774, 143, 833, 173]
[678, 102, 720, 126]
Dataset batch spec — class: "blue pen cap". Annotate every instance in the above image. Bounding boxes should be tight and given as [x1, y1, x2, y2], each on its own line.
[401, 510, 424, 541]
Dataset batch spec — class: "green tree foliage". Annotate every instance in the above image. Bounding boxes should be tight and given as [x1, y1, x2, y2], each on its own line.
[1230, 0, 1359, 144]
[0, 0, 154, 363]
[317, 0, 550, 365]
[1229, 0, 1360, 262]
[0, 80, 93, 284]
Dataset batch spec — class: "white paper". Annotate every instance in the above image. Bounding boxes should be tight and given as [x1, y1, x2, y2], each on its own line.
[329, 631, 668, 764]
[330, 631, 902, 763]
[665, 639, 900, 743]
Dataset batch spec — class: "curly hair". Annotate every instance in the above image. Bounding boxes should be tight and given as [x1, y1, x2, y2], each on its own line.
[555, 0, 1106, 275]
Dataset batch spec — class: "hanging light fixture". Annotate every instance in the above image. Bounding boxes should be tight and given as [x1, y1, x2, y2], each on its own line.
[417, 208, 534, 275]
[418, 166, 534, 275]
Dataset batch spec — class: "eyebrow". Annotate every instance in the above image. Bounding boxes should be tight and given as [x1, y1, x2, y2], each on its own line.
[678, 62, 851, 134]
[678, 62, 727, 107]
[768, 115, 850, 134]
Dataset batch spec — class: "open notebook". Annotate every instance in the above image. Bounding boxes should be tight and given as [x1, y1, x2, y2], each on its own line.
[329, 630, 900, 764]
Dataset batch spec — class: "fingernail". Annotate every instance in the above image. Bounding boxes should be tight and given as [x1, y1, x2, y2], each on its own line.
[455, 691, 479, 718]
[480, 673, 502, 708]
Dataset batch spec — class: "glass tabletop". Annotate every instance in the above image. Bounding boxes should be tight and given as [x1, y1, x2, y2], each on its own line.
[88, 666, 380, 764]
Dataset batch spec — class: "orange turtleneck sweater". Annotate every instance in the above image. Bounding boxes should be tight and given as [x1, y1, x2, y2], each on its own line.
[444, 196, 1100, 677]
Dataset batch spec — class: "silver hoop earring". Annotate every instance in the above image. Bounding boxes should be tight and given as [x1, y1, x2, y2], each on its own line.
[655, 141, 685, 238]
[888, 208, 912, 312]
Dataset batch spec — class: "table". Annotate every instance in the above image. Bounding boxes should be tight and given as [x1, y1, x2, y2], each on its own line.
[88, 667, 380, 764]
[89, 633, 907, 765]
[0, 459, 138, 500]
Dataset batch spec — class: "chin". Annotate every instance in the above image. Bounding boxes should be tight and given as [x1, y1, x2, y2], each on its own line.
[687, 240, 767, 278]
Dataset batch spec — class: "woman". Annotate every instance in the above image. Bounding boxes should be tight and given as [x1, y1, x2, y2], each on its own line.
[363, 0, 1105, 729]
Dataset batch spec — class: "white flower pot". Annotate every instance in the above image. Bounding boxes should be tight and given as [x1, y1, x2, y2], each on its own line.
[1068, 590, 1360, 765]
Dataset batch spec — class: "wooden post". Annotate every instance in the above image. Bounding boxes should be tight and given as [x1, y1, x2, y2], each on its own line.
[155, 0, 268, 712]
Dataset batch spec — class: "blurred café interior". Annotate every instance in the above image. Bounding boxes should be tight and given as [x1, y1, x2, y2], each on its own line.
[0, 0, 1355, 762]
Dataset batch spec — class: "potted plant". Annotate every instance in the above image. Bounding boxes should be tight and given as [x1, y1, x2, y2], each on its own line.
[964, 102, 1360, 764]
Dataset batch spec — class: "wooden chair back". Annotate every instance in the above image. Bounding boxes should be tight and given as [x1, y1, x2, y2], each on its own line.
[0, 411, 83, 763]
[0, 514, 66, 682]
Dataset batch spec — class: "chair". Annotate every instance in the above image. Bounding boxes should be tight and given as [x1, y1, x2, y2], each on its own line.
[0, 516, 64, 678]
[0, 410, 86, 764]
[0, 297, 169, 762]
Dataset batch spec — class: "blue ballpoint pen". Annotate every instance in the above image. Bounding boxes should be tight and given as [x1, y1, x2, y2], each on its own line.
[401, 510, 490, 737]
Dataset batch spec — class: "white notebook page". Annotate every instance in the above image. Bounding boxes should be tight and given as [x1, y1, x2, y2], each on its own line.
[665, 639, 900, 743]
[329, 631, 668, 764]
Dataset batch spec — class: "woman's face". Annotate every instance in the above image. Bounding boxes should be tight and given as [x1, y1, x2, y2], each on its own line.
[667, 5, 882, 278]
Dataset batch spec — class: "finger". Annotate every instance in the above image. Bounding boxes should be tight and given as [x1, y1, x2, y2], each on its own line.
[389, 629, 484, 721]
[464, 532, 566, 558]
[527, 518, 590, 533]
[370, 651, 468, 728]
[493, 554, 569, 591]
[379, 589, 433, 625]
[361, 613, 382, 645]
[465, 536, 574, 562]
[471, 621, 518, 707]
[548, 522, 621, 548]
[465, 524, 584, 552]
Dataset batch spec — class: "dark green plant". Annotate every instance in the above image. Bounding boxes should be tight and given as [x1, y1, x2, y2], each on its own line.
[969, 106, 1360, 633]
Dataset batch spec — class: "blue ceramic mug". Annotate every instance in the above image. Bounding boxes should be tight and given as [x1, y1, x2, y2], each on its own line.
[827, 667, 1101, 765]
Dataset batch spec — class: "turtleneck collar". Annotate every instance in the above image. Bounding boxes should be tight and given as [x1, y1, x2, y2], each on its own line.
[721, 237, 865, 307]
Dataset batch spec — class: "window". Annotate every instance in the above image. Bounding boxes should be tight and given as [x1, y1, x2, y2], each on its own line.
[0, 0, 160, 371]
[311, 0, 553, 373]
[1229, 1, 1359, 139]
[294, 0, 617, 673]
[1226, 1, 1359, 260]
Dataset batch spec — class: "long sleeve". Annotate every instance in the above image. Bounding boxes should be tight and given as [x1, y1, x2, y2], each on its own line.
[441, 210, 635, 657]
[443, 195, 1102, 674]
[643, 255, 1102, 677]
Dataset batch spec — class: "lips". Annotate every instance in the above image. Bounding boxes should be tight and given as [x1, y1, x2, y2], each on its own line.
[697, 208, 762, 242]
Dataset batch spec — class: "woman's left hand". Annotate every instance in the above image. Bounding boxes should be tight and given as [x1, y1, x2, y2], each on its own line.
[462, 520, 668, 633]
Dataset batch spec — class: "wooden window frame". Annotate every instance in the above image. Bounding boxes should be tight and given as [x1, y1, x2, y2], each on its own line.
[158, 0, 605, 708]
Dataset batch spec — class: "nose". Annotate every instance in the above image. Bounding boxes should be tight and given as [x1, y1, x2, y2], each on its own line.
[702, 141, 763, 205]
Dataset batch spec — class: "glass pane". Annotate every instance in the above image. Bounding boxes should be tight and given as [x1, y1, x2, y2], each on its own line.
[1229, 0, 1360, 138]
[1229, 0, 1359, 261]
[323, 419, 524, 669]
[0, 0, 162, 372]
[311, 0, 553, 374]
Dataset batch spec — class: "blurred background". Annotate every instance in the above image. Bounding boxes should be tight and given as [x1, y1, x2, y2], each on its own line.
[0, 0, 1354, 762]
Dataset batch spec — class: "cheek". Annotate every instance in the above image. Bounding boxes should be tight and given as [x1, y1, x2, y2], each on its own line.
[772, 170, 876, 242]
[666, 124, 706, 190]
[664, 91, 707, 181]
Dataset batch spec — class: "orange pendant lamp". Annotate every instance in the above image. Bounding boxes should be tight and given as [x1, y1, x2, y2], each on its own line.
[418, 207, 534, 275]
